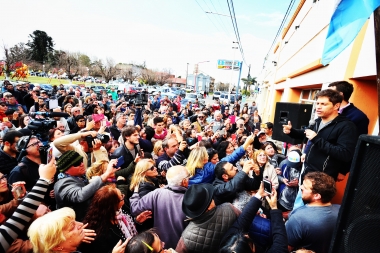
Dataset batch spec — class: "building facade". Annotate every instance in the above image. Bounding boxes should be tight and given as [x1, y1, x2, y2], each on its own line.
[257, 0, 378, 203]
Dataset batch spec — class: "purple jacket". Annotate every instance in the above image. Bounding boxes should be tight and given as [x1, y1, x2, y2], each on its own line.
[129, 185, 188, 249]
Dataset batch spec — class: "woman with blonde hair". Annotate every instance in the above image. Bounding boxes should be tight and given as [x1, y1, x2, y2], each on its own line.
[152, 141, 164, 160]
[252, 149, 279, 190]
[63, 104, 73, 116]
[28, 207, 109, 253]
[186, 147, 209, 178]
[189, 135, 255, 185]
[129, 159, 159, 198]
[86, 160, 109, 181]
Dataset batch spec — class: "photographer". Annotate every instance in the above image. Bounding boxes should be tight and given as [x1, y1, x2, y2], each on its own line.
[53, 131, 109, 169]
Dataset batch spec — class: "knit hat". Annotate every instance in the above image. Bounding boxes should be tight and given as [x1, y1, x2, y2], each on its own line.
[286, 149, 302, 168]
[57, 150, 83, 173]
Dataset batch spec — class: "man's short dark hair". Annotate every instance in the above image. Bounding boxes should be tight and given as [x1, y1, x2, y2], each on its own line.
[328, 81, 354, 102]
[122, 126, 138, 139]
[128, 109, 136, 115]
[153, 117, 164, 125]
[315, 89, 343, 105]
[265, 122, 274, 130]
[74, 115, 85, 122]
[214, 161, 228, 180]
[5, 109, 15, 116]
[304, 172, 337, 203]
[3, 130, 23, 145]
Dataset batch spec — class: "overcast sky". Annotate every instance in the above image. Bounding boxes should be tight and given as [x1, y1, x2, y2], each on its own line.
[0, 0, 297, 83]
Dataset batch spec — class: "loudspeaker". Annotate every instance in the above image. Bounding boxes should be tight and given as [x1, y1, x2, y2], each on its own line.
[271, 102, 313, 144]
[329, 135, 380, 253]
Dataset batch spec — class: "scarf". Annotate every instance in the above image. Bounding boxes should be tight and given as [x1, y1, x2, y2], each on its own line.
[116, 209, 138, 239]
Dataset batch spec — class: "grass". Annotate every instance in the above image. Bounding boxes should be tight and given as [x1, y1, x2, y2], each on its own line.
[0, 76, 106, 87]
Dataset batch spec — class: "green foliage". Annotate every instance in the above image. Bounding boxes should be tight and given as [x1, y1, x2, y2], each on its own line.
[26, 30, 54, 64]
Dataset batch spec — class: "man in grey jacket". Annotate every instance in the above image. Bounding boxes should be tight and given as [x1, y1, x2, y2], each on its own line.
[130, 165, 190, 249]
[54, 150, 117, 221]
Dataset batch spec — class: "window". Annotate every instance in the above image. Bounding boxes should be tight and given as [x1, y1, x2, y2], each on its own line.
[300, 89, 320, 120]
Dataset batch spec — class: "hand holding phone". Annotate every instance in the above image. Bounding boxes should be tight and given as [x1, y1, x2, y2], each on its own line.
[115, 156, 125, 168]
[263, 179, 272, 195]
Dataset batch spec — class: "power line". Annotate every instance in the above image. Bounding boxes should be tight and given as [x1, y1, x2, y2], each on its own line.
[262, 0, 296, 68]
[194, 0, 231, 38]
[226, 0, 248, 66]
[209, 0, 232, 37]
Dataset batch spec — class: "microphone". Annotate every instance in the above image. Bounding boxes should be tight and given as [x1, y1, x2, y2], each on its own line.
[29, 111, 70, 118]
[308, 119, 315, 129]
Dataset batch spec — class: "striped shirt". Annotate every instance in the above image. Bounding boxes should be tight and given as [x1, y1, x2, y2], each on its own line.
[0, 179, 48, 253]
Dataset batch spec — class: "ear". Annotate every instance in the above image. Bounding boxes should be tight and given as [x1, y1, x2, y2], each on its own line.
[222, 174, 229, 181]
[333, 102, 341, 110]
[313, 193, 322, 201]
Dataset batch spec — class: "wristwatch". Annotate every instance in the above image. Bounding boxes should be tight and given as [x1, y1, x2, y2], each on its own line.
[40, 178, 53, 184]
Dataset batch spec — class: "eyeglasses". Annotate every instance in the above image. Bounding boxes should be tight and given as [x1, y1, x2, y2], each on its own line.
[73, 110, 80, 113]
[148, 166, 156, 171]
[198, 116, 205, 119]
[0, 175, 7, 182]
[72, 160, 83, 167]
[27, 141, 41, 148]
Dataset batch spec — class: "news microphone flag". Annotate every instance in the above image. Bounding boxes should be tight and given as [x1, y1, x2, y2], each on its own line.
[321, 0, 380, 66]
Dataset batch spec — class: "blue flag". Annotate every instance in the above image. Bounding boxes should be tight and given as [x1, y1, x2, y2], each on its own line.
[321, 0, 380, 66]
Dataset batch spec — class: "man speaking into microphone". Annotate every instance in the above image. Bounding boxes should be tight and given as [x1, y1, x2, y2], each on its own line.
[282, 89, 357, 181]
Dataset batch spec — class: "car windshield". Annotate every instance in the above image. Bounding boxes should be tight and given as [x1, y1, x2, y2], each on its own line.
[187, 94, 197, 98]
[214, 92, 220, 95]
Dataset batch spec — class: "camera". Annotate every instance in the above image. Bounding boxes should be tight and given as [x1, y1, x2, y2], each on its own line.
[85, 133, 110, 148]
[124, 91, 149, 106]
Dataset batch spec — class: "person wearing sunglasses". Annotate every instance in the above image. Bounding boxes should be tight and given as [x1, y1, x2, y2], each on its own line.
[191, 112, 207, 133]
[54, 150, 119, 221]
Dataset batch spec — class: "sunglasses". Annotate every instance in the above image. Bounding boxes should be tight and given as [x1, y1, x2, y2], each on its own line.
[72, 160, 83, 167]
[148, 166, 156, 171]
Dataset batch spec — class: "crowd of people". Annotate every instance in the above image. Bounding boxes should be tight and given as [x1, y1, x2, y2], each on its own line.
[0, 79, 369, 253]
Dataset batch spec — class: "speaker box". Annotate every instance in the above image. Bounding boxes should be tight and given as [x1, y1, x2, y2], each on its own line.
[329, 135, 380, 253]
[271, 102, 313, 144]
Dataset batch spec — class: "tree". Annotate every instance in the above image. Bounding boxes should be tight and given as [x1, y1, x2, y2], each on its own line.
[155, 69, 172, 85]
[79, 54, 91, 67]
[2, 43, 30, 77]
[26, 30, 54, 64]
[241, 76, 257, 92]
[93, 58, 119, 83]
[140, 69, 157, 85]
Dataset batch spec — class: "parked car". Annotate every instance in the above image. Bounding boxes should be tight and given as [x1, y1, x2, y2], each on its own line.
[173, 89, 186, 98]
[212, 91, 221, 100]
[40, 84, 53, 94]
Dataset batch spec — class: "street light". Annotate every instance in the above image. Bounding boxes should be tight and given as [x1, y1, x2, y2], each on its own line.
[205, 11, 231, 17]
[186, 63, 189, 89]
[194, 61, 210, 93]
[230, 46, 239, 94]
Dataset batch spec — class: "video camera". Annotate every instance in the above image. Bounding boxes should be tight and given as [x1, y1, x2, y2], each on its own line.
[124, 91, 149, 106]
[85, 133, 110, 148]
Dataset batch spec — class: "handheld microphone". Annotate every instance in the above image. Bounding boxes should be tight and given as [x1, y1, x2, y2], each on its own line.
[29, 111, 70, 118]
[308, 119, 315, 129]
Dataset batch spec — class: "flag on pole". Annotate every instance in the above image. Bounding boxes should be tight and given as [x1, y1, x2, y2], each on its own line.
[321, 0, 380, 66]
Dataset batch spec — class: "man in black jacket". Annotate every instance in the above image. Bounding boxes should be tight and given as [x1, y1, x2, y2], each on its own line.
[111, 126, 141, 169]
[283, 89, 357, 181]
[0, 130, 23, 176]
[212, 160, 261, 205]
